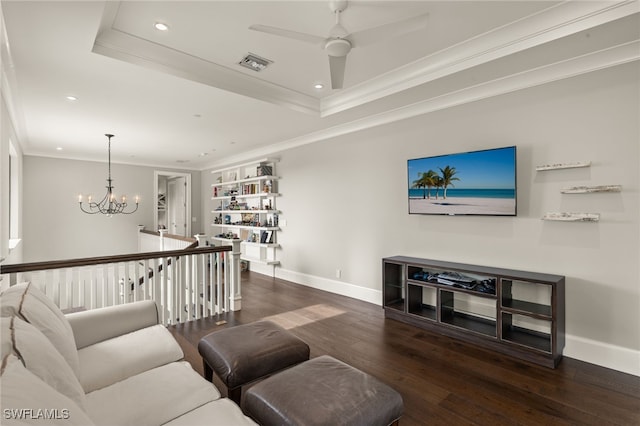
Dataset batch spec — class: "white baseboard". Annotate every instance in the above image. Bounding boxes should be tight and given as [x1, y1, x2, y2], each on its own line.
[250, 268, 639, 377]
[274, 268, 382, 306]
[564, 334, 639, 377]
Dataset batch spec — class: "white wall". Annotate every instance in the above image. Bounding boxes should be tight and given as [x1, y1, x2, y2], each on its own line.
[203, 63, 639, 374]
[22, 156, 202, 262]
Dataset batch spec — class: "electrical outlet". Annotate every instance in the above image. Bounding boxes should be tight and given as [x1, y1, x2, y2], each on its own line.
[336, 269, 341, 279]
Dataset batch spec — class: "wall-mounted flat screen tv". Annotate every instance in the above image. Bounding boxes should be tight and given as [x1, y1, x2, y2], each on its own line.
[408, 146, 516, 216]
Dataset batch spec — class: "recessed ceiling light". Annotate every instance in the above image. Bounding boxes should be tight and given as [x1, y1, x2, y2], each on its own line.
[198, 152, 208, 157]
[314, 83, 324, 89]
[65, 96, 77, 101]
[154, 22, 169, 31]
[56, 147, 63, 151]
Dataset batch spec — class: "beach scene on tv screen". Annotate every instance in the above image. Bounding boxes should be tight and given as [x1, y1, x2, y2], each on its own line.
[408, 147, 516, 216]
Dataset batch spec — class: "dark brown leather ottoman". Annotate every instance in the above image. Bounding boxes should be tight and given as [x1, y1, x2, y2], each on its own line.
[198, 320, 310, 404]
[242, 355, 404, 426]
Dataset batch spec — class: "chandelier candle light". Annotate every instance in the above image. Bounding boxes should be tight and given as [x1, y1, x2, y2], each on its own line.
[79, 133, 139, 216]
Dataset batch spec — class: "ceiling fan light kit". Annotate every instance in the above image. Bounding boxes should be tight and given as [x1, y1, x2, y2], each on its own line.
[249, 0, 428, 90]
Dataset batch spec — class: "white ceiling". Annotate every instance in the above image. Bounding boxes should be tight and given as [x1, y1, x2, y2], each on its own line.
[1, 1, 638, 169]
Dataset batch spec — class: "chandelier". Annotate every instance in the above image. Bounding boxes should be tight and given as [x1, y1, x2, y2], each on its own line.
[78, 133, 139, 216]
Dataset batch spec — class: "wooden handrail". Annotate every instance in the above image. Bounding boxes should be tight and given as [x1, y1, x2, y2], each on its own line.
[0, 246, 230, 274]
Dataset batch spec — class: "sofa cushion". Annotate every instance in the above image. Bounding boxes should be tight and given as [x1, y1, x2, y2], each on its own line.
[163, 398, 258, 426]
[66, 300, 160, 349]
[77, 324, 184, 393]
[84, 361, 220, 426]
[0, 317, 86, 408]
[0, 282, 80, 375]
[0, 354, 95, 426]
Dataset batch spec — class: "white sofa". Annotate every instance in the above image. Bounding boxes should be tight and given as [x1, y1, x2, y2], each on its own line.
[0, 282, 257, 425]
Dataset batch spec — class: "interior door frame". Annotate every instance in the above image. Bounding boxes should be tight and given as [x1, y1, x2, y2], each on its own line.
[154, 170, 191, 236]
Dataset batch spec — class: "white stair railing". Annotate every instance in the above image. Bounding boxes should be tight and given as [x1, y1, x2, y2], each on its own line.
[0, 241, 242, 325]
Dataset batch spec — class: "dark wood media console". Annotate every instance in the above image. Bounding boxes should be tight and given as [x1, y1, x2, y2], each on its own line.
[382, 256, 565, 368]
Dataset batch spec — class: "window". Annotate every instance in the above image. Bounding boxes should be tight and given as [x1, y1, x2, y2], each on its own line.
[8, 140, 19, 244]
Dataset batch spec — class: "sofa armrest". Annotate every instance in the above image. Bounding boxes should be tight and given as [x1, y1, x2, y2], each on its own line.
[66, 300, 160, 349]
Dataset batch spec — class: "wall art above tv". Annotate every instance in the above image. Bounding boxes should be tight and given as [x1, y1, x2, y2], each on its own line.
[408, 146, 517, 216]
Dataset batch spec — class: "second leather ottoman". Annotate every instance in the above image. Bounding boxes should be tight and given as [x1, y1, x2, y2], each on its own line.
[198, 320, 310, 404]
[242, 355, 404, 426]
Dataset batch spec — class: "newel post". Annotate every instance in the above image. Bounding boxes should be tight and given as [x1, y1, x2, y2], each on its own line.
[229, 239, 242, 311]
[159, 228, 168, 251]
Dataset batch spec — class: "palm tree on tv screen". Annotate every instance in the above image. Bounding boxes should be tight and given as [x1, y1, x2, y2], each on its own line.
[411, 177, 426, 198]
[439, 166, 460, 199]
[433, 175, 444, 199]
[413, 170, 438, 199]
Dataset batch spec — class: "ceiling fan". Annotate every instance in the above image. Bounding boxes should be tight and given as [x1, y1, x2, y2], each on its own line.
[249, 0, 428, 90]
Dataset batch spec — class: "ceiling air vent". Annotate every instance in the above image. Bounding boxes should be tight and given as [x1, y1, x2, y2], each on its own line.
[238, 53, 272, 72]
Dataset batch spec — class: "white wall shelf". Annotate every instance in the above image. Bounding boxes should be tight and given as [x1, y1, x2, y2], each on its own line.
[542, 212, 600, 222]
[560, 185, 621, 194]
[536, 161, 591, 171]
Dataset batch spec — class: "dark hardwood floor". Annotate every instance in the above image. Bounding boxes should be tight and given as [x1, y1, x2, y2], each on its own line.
[169, 272, 639, 426]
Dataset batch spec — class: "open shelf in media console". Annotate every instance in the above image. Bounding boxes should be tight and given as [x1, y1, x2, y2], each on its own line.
[407, 283, 436, 321]
[501, 313, 552, 353]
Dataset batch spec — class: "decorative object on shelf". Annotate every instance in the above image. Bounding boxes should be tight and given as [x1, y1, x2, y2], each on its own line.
[79, 134, 139, 216]
[560, 185, 622, 194]
[542, 212, 600, 222]
[257, 163, 273, 176]
[535, 161, 591, 171]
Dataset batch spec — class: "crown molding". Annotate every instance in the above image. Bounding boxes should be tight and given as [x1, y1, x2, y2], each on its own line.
[201, 40, 639, 170]
[93, 1, 638, 121]
[321, 0, 640, 116]
[93, 2, 320, 116]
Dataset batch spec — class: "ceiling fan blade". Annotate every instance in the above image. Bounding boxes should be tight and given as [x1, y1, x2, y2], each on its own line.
[249, 24, 325, 46]
[328, 55, 346, 89]
[347, 13, 428, 48]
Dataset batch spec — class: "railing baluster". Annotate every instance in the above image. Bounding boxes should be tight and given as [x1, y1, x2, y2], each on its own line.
[0, 246, 235, 323]
[112, 263, 119, 306]
[123, 262, 130, 304]
[73, 268, 81, 309]
[216, 252, 223, 314]
[223, 252, 229, 312]
[178, 256, 185, 323]
[90, 266, 97, 310]
[50, 270, 60, 307]
[143, 259, 149, 301]
[102, 265, 108, 308]
[161, 258, 169, 325]
[172, 256, 178, 324]
[197, 253, 205, 320]
[185, 255, 191, 321]
[208, 253, 215, 316]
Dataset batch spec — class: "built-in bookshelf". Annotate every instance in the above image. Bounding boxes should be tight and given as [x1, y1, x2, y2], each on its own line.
[211, 159, 280, 266]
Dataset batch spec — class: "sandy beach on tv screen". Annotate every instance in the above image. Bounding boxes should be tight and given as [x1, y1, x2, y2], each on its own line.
[409, 197, 515, 215]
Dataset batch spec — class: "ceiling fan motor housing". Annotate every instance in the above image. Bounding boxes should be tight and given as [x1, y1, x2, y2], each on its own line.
[325, 38, 351, 57]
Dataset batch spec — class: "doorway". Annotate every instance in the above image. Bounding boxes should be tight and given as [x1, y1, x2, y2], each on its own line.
[154, 171, 191, 237]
